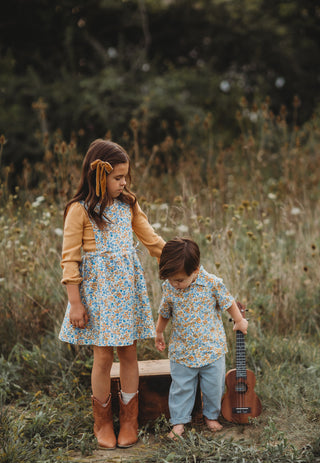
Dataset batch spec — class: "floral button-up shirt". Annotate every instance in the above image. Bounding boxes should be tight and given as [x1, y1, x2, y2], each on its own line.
[159, 266, 234, 367]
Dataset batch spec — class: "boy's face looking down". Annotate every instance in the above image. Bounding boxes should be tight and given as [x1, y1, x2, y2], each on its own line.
[168, 268, 199, 290]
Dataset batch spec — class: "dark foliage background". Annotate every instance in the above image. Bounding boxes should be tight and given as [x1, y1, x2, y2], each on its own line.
[1, 0, 320, 171]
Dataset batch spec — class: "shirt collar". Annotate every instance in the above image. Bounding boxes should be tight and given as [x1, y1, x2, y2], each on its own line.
[192, 265, 207, 287]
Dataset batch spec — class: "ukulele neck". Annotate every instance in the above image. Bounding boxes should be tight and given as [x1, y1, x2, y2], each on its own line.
[236, 330, 247, 379]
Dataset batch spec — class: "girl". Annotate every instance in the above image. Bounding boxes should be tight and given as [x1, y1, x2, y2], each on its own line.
[59, 139, 165, 450]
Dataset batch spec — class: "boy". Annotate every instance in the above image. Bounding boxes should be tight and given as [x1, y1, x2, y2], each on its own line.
[155, 238, 248, 438]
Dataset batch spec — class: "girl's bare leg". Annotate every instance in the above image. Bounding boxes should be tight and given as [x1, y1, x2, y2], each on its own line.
[92, 346, 114, 403]
[117, 342, 139, 392]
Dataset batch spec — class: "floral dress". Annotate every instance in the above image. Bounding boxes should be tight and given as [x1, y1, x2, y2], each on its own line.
[59, 200, 156, 346]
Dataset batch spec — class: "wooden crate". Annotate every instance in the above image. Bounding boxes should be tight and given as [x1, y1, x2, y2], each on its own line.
[110, 359, 203, 426]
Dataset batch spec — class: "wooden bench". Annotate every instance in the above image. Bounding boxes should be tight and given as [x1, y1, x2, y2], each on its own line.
[110, 359, 203, 426]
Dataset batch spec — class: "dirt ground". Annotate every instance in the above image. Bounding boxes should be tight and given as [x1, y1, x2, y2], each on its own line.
[68, 409, 317, 463]
[67, 422, 256, 462]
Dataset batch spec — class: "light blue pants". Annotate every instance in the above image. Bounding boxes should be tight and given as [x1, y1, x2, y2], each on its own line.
[169, 356, 225, 425]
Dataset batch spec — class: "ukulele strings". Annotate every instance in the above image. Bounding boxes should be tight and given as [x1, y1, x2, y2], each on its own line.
[236, 328, 246, 417]
[236, 305, 246, 420]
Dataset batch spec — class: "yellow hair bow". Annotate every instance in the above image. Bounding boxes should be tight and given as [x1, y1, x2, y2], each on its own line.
[90, 159, 113, 197]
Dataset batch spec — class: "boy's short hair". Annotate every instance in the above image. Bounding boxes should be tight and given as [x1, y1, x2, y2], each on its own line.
[159, 237, 200, 280]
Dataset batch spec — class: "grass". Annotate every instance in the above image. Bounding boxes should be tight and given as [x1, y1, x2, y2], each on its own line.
[1, 99, 320, 461]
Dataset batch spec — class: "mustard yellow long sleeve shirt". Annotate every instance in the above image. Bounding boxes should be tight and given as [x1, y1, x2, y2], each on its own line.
[61, 201, 165, 285]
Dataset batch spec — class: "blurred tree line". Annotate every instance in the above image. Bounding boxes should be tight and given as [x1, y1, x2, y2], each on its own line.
[0, 0, 319, 174]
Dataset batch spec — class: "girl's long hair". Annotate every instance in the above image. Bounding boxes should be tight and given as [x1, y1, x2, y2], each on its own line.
[64, 139, 136, 228]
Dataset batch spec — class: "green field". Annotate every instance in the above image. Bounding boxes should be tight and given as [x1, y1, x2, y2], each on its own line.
[1, 105, 320, 462]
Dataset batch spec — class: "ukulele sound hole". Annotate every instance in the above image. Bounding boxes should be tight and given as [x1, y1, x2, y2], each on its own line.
[235, 381, 248, 393]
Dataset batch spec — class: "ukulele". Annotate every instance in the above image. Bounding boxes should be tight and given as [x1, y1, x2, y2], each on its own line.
[221, 302, 262, 424]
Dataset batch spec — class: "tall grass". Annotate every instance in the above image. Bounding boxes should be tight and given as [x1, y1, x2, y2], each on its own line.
[0, 99, 320, 461]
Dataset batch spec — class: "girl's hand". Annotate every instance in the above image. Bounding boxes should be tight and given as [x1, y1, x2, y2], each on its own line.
[69, 301, 89, 329]
[233, 318, 248, 335]
[155, 333, 166, 352]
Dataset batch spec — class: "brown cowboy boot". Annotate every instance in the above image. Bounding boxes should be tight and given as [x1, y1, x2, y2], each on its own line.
[117, 391, 139, 448]
[92, 394, 117, 450]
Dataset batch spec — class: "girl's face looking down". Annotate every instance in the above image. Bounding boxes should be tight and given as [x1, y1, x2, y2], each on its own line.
[168, 268, 199, 290]
[106, 162, 129, 199]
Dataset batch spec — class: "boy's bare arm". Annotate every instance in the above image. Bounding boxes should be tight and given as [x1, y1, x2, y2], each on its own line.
[227, 300, 248, 334]
[155, 314, 169, 352]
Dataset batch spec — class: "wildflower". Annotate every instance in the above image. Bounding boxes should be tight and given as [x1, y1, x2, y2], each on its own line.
[151, 223, 161, 230]
[239, 97, 248, 108]
[60, 141, 68, 155]
[107, 47, 118, 59]
[32, 195, 45, 208]
[205, 234, 213, 243]
[268, 193, 277, 200]
[227, 230, 233, 238]
[311, 244, 316, 250]
[77, 18, 86, 28]
[275, 77, 285, 88]
[293, 95, 301, 108]
[290, 207, 301, 216]
[130, 118, 139, 131]
[285, 229, 295, 236]
[54, 228, 63, 237]
[174, 195, 182, 203]
[247, 231, 254, 238]
[303, 266, 308, 272]
[0, 278, 5, 284]
[177, 224, 188, 233]
[219, 80, 231, 93]
[242, 200, 250, 209]
[0, 134, 7, 145]
[215, 262, 221, 269]
[249, 112, 258, 123]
